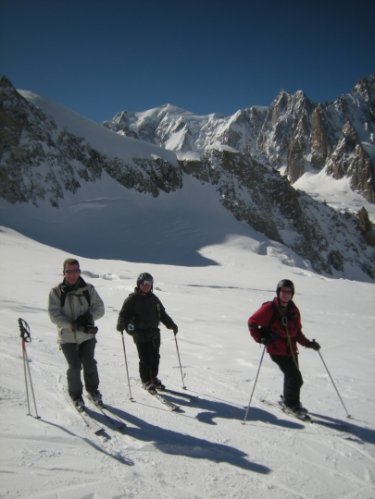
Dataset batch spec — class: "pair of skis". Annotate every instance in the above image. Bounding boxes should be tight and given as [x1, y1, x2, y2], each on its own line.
[145, 386, 196, 412]
[64, 391, 133, 465]
[259, 398, 358, 443]
[71, 397, 127, 438]
[261, 398, 313, 423]
[72, 386, 195, 440]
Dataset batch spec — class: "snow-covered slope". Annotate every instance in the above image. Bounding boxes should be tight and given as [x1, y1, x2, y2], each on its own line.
[0, 172, 259, 266]
[0, 226, 374, 499]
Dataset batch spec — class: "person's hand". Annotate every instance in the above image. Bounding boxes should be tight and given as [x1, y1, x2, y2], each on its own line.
[259, 333, 271, 344]
[172, 325, 178, 336]
[308, 339, 321, 351]
[116, 319, 125, 333]
[258, 329, 272, 344]
[126, 323, 135, 334]
[74, 313, 91, 330]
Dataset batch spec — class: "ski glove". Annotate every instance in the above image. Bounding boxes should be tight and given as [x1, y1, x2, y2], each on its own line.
[126, 323, 135, 334]
[172, 324, 178, 335]
[116, 320, 125, 333]
[308, 340, 321, 351]
[259, 329, 272, 345]
[74, 312, 93, 331]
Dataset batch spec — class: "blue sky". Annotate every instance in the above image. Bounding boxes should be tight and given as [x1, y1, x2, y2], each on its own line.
[1, 0, 374, 123]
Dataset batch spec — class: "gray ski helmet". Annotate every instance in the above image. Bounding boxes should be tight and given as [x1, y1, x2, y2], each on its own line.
[276, 279, 295, 298]
[137, 272, 154, 287]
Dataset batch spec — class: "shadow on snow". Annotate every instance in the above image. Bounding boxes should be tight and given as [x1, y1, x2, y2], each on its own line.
[89, 403, 270, 474]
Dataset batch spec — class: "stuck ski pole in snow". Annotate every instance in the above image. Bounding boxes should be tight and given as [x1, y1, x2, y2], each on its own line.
[242, 345, 266, 424]
[121, 332, 134, 401]
[174, 334, 187, 389]
[18, 318, 40, 419]
[316, 348, 351, 418]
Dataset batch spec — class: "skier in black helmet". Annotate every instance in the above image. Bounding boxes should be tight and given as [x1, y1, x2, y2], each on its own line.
[116, 272, 178, 391]
[248, 279, 320, 417]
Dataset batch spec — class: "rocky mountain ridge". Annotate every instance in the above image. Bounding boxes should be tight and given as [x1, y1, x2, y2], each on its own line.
[0, 75, 374, 280]
[104, 75, 375, 203]
[0, 76, 181, 205]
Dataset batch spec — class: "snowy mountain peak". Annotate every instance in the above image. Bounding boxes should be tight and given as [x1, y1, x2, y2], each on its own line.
[104, 74, 375, 206]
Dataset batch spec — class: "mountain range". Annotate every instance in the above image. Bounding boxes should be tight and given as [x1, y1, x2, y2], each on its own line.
[0, 74, 374, 281]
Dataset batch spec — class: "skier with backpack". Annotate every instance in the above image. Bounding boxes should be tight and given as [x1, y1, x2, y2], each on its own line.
[116, 272, 178, 392]
[48, 258, 105, 410]
[248, 279, 320, 418]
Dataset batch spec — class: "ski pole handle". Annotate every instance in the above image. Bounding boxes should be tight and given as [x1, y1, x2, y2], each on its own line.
[18, 318, 31, 342]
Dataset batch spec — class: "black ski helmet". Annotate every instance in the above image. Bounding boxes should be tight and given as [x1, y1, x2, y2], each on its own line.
[137, 272, 154, 287]
[276, 279, 295, 298]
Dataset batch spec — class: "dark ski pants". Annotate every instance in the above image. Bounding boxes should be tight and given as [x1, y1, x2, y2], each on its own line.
[135, 336, 161, 383]
[61, 338, 99, 400]
[270, 354, 303, 408]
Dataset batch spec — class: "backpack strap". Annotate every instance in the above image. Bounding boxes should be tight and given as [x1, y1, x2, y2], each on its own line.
[59, 284, 91, 308]
[83, 289, 91, 307]
[59, 284, 67, 308]
[261, 300, 278, 330]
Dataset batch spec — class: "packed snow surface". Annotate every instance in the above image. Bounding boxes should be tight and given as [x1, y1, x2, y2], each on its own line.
[0, 226, 374, 499]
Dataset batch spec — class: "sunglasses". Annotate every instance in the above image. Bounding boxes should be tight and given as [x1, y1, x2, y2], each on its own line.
[64, 269, 81, 274]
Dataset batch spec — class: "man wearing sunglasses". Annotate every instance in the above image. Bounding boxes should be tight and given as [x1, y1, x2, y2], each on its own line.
[48, 258, 105, 410]
[117, 272, 178, 392]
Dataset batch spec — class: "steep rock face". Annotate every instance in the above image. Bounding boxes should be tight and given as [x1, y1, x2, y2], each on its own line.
[105, 155, 182, 197]
[326, 121, 374, 202]
[259, 77, 375, 201]
[310, 105, 334, 169]
[0, 77, 182, 206]
[257, 90, 315, 181]
[181, 149, 374, 277]
[356, 207, 375, 246]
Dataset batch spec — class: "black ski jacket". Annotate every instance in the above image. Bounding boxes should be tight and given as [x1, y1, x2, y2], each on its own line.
[116, 289, 176, 343]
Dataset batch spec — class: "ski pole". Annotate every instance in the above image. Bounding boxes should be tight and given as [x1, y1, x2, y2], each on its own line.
[242, 345, 266, 424]
[120, 333, 134, 401]
[174, 334, 187, 389]
[18, 318, 40, 419]
[317, 348, 351, 418]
